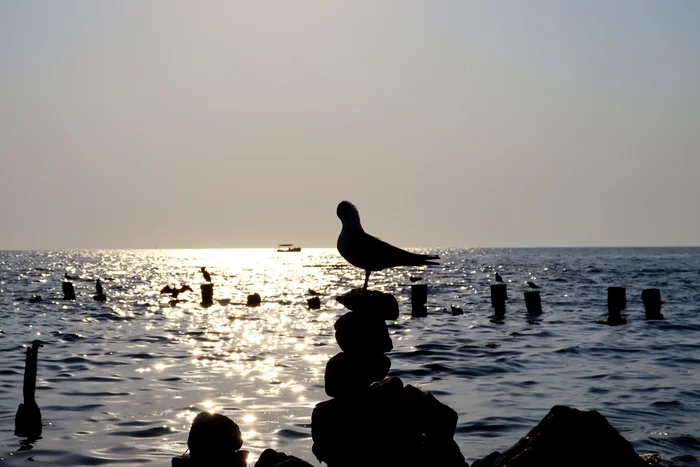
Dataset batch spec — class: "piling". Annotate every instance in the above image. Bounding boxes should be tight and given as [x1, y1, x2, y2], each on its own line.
[200, 283, 214, 307]
[308, 297, 321, 310]
[642, 288, 664, 320]
[15, 341, 42, 439]
[524, 291, 542, 316]
[490, 284, 507, 316]
[62, 281, 76, 300]
[411, 284, 428, 317]
[607, 287, 627, 325]
[247, 293, 261, 307]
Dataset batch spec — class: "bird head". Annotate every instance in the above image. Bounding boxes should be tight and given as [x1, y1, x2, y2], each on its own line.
[337, 201, 360, 224]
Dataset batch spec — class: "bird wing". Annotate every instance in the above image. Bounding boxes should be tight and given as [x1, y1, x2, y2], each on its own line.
[360, 233, 439, 270]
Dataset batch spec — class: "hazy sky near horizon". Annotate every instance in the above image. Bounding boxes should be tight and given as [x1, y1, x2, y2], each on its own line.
[1, 1, 699, 249]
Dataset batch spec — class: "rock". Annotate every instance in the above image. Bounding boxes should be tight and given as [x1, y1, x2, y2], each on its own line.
[172, 450, 248, 467]
[187, 412, 243, 464]
[334, 311, 393, 354]
[28, 295, 42, 303]
[451, 305, 463, 315]
[324, 352, 391, 397]
[471, 405, 649, 467]
[307, 297, 321, 310]
[247, 293, 261, 307]
[336, 289, 399, 320]
[399, 385, 458, 440]
[254, 448, 314, 467]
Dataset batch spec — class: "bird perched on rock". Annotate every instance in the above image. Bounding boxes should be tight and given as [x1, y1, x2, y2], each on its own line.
[527, 281, 540, 290]
[200, 267, 211, 283]
[495, 272, 504, 283]
[336, 201, 439, 291]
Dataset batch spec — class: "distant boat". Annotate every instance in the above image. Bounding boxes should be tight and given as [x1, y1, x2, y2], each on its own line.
[277, 243, 301, 252]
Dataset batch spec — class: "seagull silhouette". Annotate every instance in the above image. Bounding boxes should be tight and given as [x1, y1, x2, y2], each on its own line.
[336, 201, 439, 291]
[200, 267, 211, 283]
[527, 281, 540, 290]
[495, 272, 504, 283]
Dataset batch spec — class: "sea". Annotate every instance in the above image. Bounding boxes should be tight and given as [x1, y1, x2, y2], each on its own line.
[0, 248, 698, 466]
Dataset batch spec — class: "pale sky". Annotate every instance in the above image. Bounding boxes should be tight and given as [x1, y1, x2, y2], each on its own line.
[1, 1, 698, 249]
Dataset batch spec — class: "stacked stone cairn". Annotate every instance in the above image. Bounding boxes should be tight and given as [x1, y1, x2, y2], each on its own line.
[312, 289, 467, 467]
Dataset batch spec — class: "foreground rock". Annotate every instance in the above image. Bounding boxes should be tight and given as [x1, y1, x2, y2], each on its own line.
[471, 405, 649, 467]
[173, 411, 248, 466]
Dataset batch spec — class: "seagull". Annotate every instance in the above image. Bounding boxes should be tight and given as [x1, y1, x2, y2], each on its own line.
[336, 201, 439, 291]
[200, 267, 211, 283]
[527, 281, 540, 290]
[495, 272, 504, 283]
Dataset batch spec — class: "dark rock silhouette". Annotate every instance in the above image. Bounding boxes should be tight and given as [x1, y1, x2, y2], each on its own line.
[172, 411, 248, 466]
[451, 305, 463, 315]
[336, 201, 439, 290]
[307, 297, 321, 310]
[336, 289, 399, 320]
[28, 295, 42, 303]
[334, 311, 392, 354]
[15, 341, 43, 440]
[254, 448, 313, 467]
[247, 293, 262, 307]
[471, 405, 649, 467]
[324, 352, 391, 398]
[313, 289, 466, 467]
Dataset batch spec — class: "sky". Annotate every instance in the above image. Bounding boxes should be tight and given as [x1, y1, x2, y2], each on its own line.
[1, 1, 699, 249]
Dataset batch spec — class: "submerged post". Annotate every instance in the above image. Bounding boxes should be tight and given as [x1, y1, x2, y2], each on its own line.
[490, 284, 507, 316]
[642, 288, 663, 320]
[200, 283, 214, 307]
[15, 341, 43, 439]
[524, 291, 542, 316]
[411, 284, 428, 317]
[62, 281, 76, 300]
[607, 287, 627, 325]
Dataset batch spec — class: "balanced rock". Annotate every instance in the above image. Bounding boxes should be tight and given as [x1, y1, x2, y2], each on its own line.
[334, 311, 392, 354]
[254, 448, 313, 467]
[336, 289, 399, 320]
[471, 405, 649, 467]
[324, 352, 391, 397]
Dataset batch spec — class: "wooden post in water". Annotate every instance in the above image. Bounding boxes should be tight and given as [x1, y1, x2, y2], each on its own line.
[411, 284, 428, 317]
[607, 287, 627, 325]
[200, 283, 214, 307]
[524, 291, 542, 316]
[15, 341, 42, 439]
[62, 281, 75, 300]
[642, 288, 664, 320]
[490, 284, 507, 316]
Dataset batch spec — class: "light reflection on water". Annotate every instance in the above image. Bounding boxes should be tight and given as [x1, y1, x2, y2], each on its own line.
[0, 248, 699, 466]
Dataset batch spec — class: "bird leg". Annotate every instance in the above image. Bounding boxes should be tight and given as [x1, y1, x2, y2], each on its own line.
[363, 270, 370, 292]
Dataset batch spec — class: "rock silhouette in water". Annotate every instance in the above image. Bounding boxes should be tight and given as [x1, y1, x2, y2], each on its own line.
[247, 293, 261, 307]
[15, 341, 43, 440]
[471, 405, 649, 467]
[254, 448, 313, 467]
[172, 411, 248, 467]
[313, 289, 466, 467]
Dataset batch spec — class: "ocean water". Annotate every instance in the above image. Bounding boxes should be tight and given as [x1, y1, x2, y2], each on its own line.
[0, 248, 699, 466]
